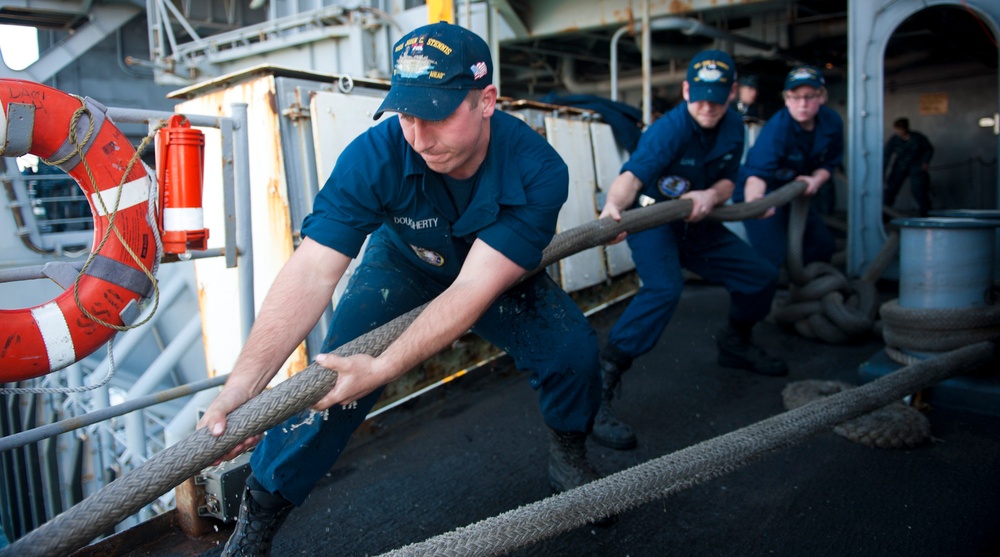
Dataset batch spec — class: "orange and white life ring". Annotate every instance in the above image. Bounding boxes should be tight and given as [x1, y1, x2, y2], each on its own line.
[1, 79, 158, 382]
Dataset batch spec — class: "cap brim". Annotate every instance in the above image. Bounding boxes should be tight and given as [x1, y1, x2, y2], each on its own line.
[784, 81, 822, 92]
[688, 85, 730, 105]
[373, 85, 468, 121]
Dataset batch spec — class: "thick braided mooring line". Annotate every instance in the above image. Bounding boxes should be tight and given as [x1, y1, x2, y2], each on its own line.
[380, 341, 996, 557]
[1, 182, 805, 557]
[773, 195, 889, 344]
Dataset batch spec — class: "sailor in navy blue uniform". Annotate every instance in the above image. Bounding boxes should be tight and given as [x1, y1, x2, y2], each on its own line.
[593, 50, 787, 452]
[736, 65, 843, 268]
[883, 116, 934, 216]
[201, 22, 604, 555]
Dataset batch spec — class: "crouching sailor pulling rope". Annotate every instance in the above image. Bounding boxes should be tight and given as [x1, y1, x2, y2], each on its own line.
[198, 22, 607, 556]
[594, 50, 788, 452]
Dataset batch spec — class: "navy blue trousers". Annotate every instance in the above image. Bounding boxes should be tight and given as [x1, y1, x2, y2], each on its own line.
[742, 202, 835, 270]
[250, 233, 601, 505]
[607, 220, 778, 360]
[885, 166, 931, 216]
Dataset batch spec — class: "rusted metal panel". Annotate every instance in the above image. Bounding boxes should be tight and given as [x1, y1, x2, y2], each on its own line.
[175, 73, 307, 385]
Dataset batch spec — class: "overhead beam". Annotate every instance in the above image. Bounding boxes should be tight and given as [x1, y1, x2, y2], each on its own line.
[0, 4, 142, 82]
[489, 0, 529, 39]
[512, 0, 774, 39]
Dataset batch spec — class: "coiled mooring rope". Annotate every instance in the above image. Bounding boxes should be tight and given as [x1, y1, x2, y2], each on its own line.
[770, 196, 894, 344]
[781, 380, 931, 449]
[2, 181, 817, 557]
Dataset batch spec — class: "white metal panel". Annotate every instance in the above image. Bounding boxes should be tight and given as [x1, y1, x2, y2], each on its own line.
[590, 121, 635, 276]
[309, 90, 385, 182]
[177, 74, 306, 384]
[309, 90, 386, 307]
[545, 116, 607, 292]
[724, 121, 767, 244]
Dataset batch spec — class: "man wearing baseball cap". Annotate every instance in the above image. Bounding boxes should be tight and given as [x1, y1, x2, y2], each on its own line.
[594, 50, 786, 451]
[735, 74, 761, 119]
[736, 65, 843, 269]
[201, 21, 607, 555]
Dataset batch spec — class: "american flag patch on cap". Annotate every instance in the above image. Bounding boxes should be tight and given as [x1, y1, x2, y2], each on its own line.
[471, 61, 488, 80]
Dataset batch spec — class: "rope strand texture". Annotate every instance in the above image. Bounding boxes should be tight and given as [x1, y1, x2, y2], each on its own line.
[1, 182, 806, 557]
[379, 342, 996, 557]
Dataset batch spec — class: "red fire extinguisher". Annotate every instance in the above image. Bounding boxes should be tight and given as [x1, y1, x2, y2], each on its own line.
[156, 114, 209, 254]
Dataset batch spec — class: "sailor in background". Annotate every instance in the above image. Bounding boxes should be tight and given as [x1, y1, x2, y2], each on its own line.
[594, 50, 787, 452]
[735, 74, 761, 119]
[883, 116, 935, 216]
[736, 65, 843, 270]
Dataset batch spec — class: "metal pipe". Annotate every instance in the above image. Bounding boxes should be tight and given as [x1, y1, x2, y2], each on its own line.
[563, 57, 686, 96]
[219, 117, 238, 269]
[609, 25, 631, 101]
[603, 16, 786, 107]
[0, 375, 227, 454]
[642, 1, 651, 125]
[124, 316, 202, 468]
[105, 107, 229, 129]
[163, 389, 218, 447]
[0, 261, 84, 284]
[231, 103, 255, 342]
[125, 317, 203, 399]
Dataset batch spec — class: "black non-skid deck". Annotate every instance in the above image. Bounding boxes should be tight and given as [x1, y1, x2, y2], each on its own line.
[78, 283, 1000, 557]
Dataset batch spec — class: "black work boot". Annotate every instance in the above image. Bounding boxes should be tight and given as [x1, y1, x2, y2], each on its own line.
[547, 429, 599, 493]
[716, 322, 788, 377]
[221, 476, 294, 557]
[591, 356, 638, 450]
[548, 429, 617, 526]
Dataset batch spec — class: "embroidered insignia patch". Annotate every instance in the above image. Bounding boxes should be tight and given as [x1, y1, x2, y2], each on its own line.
[657, 175, 691, 198]
[396, 52, 434, 78]
[410, 244, 445, 267]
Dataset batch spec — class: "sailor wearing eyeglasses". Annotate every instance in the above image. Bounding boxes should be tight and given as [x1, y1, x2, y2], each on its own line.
[735, 65, 844, 270]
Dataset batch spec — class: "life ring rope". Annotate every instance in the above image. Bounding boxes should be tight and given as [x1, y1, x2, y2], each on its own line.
[1, 79, 167, 387]
[41, 100, 164, 332]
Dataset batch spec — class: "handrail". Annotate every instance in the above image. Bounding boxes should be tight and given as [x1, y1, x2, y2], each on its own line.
[0, 376, 227, 454]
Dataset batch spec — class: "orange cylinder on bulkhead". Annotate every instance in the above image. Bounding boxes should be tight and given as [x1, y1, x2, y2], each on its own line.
[156, 114, 208, 254]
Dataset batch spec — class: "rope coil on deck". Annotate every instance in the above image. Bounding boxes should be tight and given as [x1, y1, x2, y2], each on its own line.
[769, 196, 895, 344]
[780, 380, 931, 449]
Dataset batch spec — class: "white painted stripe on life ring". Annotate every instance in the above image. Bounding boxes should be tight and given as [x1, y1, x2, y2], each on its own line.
[90, 175, 152, 216]
[163, 207, 205, 231]
[31, 302, 76, 371]
[0, 105, 7, 155]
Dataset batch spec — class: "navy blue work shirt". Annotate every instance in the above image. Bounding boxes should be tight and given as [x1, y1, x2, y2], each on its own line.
[738, 105, 844, 195]
[621, 102, 744, 204]
[300, 110, 569, 280]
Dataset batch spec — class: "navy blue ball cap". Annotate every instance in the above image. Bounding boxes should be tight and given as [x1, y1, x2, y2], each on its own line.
[784, 66, 825, 91]
[686, 50, 736, 104]
[374, 22, 493, 121]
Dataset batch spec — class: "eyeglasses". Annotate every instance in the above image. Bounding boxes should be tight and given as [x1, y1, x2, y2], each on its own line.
[786, 93, 821, 103]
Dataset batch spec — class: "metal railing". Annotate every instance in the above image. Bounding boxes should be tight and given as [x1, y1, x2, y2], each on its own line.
[0, 101, 253, 543]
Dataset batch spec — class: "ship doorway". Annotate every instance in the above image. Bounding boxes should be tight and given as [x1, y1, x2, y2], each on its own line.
[845, 0, 1000, 277]
[882, 4, 999, 216]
